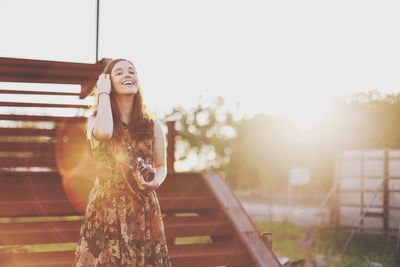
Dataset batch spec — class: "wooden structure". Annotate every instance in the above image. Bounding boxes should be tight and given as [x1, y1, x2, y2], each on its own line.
[0, 57, 281, 266]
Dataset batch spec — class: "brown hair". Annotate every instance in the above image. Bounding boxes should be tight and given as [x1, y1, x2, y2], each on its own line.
[88, 58, 154, 142]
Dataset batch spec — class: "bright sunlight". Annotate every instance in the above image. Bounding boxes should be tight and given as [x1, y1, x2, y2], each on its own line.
[280, 96, 334, 130]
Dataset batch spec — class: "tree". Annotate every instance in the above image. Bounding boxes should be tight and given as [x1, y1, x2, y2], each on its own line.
[162, 96, 239, 171]
[163, 91, 400, 194]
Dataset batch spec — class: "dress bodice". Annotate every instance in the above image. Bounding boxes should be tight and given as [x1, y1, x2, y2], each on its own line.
[91, 120, 154, 193]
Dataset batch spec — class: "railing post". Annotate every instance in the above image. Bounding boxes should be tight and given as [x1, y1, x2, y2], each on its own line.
[260, 232, 272, 250]
[166, 121, 175, 173]
[384, 148, 389, 235]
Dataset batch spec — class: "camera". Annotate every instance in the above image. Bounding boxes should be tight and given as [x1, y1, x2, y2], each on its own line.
[136, 157, 155, 182]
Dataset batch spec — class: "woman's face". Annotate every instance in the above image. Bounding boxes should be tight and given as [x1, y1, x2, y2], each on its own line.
[110, 60, 139, 95]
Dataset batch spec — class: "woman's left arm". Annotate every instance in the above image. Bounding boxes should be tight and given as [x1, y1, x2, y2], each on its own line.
[151, 120, 167, 188]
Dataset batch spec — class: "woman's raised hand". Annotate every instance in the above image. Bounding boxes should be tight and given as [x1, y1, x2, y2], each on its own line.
[96, 73, 111, 94]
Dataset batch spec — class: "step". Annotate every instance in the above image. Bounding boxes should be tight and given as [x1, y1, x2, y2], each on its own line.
[364, 212, 384, 218]
[0, 215, 233, 246]
[0, 114, 86, 123]
[0, 242, 251, 267]
[0, 101, 89, 109]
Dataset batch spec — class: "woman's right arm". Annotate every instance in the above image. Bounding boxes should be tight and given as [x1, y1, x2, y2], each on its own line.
[90, 74, 113, 147]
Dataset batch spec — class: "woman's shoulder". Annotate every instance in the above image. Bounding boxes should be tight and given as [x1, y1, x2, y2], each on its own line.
[153, 119, 161, 127]
[152, 119, 166, 141]
[153, 119, 165, 133]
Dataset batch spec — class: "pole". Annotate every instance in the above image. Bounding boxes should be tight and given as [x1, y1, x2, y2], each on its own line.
[96, 0, 100, 62]
[383, 149, 389, 235]
[166, 121, 176, 173]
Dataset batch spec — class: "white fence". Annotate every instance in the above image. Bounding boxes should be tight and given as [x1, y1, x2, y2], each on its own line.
[335, 149, 400, 234]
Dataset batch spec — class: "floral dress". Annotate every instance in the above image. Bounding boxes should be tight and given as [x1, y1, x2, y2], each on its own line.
[74, 121, 172, 267]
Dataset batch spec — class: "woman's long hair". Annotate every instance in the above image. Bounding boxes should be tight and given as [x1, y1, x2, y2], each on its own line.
[88, 58, 154, 142]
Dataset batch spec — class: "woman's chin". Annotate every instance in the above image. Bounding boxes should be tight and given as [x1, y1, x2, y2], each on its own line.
[128, 85, 138, 95]
[115, 88, 137, 95]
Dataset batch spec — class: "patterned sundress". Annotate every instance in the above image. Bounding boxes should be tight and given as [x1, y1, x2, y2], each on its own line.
[74, 120, 172, 267]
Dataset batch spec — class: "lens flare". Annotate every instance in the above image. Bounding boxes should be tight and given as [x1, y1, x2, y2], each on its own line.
[55, 121, 96, 213]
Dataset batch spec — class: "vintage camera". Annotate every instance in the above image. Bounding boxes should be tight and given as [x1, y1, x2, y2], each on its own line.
[136, 157, 155, 182]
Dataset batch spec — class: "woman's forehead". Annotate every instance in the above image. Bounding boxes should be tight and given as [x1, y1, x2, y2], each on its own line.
[112, 60, 135, 72]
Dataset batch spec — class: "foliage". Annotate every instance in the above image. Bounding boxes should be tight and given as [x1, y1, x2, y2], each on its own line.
[226, 90, 400, 191]
[162, 97, 240, 171]
[330, 90, 400, 148]
[226, 114, 298, 189]
[256, 221, 400, 267]
[164, 91, 400, 193]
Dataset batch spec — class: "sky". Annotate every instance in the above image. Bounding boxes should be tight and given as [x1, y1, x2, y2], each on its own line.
[1, 0, 400, 128]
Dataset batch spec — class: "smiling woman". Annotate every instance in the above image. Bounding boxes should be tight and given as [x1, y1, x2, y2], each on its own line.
[74, 58, 172, 267]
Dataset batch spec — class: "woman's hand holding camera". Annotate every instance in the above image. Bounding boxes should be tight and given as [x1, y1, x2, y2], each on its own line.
[135, 157, 158, 190]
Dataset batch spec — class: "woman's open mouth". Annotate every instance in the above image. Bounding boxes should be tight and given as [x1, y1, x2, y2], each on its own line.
[122, 80, 135, 86]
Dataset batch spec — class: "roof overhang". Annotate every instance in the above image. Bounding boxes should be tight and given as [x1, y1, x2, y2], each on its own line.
[0, 57, 111, 98]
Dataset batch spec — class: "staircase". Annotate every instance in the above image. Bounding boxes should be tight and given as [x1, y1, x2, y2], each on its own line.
[0, 57, 281, 267]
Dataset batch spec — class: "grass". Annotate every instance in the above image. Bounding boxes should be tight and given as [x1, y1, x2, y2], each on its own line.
[256, 221, 400, 267]
[2, 215, 399, 267]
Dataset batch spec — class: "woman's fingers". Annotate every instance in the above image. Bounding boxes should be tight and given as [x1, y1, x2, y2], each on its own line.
[96, 73, 111, 94]
[138, 174, 158, 190]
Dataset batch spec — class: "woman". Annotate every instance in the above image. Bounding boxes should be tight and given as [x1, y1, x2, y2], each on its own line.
[74, 58, 172, 267]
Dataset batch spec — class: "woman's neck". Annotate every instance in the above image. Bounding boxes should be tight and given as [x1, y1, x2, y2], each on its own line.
[115, 94, 135, 124]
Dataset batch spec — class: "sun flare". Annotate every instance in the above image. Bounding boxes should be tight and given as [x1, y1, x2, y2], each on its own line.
[281, 97, 333, 130]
